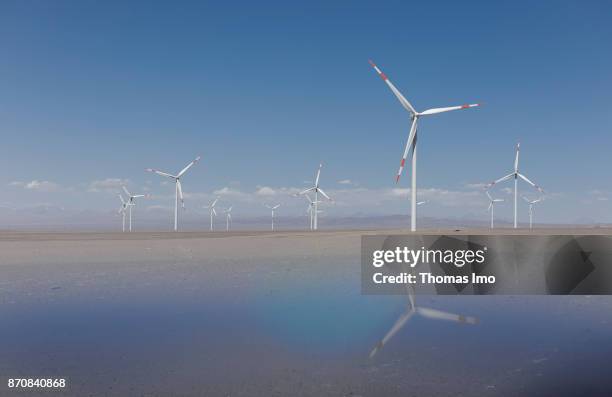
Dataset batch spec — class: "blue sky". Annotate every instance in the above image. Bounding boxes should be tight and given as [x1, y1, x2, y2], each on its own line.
[1, 0, 611, 227]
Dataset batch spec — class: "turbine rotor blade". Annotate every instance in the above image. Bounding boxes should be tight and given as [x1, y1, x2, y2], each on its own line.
[514, 143, 520, 172]
[368, 60, 417, 115]
[299, 187, 316, 195]
[488, 172, 514, 187]
[518, 173, 543, 192]
[318, 188, 331, 201]
[419, 103, 480, 116]
[176, 180, 184, 208]
[315, 164, 322, 187]
[396, 118, 418, 183]
[417, 307, 478, 324]
[177, 156, 201, 177]
[369, 308, 416, 358]
[122, 186, 131, 197]
[146, 169, 177, 179]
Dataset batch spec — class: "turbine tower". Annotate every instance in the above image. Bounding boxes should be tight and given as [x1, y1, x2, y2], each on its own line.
[369, 60, 480, 232]
[486, 144, 543, 228]
[265, 204, 281, 231]
[222, 206, 232, 231]
[122, 186, 145, 232]
[299, 164, 332, 230]
[522, 196, 543, 230]
[146, 156, 200, 231]
[204, 197, 219, 231]
[485, 191, 504, 229]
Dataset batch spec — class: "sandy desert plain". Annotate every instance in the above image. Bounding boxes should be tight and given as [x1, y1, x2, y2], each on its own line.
[1, 228, 612, 396]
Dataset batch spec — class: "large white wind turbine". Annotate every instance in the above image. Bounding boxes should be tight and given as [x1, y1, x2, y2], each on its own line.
[369, 285, 477, 358]
[222, 206, 232, 231]
[122, 186, 145, 232]
[486, 143, 544, 228]
[299, 164, 332, 230]
[146, 156, 200, 231]
[485, 191, 504, 229]
[117, 194, 132, 232]
[369, 60, 480, 232]
[265, 204, 281, 231]
[204, 197, 219, 231]
[522, 196, 543, 230]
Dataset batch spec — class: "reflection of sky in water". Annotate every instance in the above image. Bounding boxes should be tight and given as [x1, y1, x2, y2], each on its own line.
[2, 259, 612, 395]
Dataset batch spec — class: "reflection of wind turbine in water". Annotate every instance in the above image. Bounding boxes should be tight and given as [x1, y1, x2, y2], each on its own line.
[369, 285, 478, 358]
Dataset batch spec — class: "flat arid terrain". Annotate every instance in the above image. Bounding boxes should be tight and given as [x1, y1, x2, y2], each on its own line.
[1, 229, 612, 396]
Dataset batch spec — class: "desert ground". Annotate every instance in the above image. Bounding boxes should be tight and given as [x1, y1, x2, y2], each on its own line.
[1, 228, 612, 396]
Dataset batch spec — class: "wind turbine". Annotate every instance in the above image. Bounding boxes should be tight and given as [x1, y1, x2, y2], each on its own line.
[416, 200, 427, 206]
[485, 191, 504, 229]
[369, 285, 477, 358]
[204, 197, 219, 231]
[265, 204, 281, 231]
[486, 143, 544, 228]
[369, 60, 480, 232]
[122, 186, 145, 232]
[223, 206, 232, 231]
[146, 156, 200, 231]
[522, 196, 543, 230]
[300, 193, 321, 230]
[299, 164, 332, 230]
[117, 194, 132, 232]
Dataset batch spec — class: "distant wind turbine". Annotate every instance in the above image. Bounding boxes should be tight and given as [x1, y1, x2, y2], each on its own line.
[300, 193, 322, 230]
[117, 194, 132, 232]
[485, 191, 504, 229]
[522, 196, 543, 230]
[223, 206, 232, 231]
[486, 143, 543, 228]
[265, 204, 281, 231]
[204, 197, 219, 231]
[122, 186, 145, 232]
[146, 156, 200, 231]
[299, 164, 332, 230]
[369, 60, 480, 232]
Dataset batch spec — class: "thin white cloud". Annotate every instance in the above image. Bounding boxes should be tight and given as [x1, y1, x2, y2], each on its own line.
[88, 178, 129, 193]
[9, 180, 62, 192]
[465, 182, 487, 189]
[338, 179, 355, 185]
